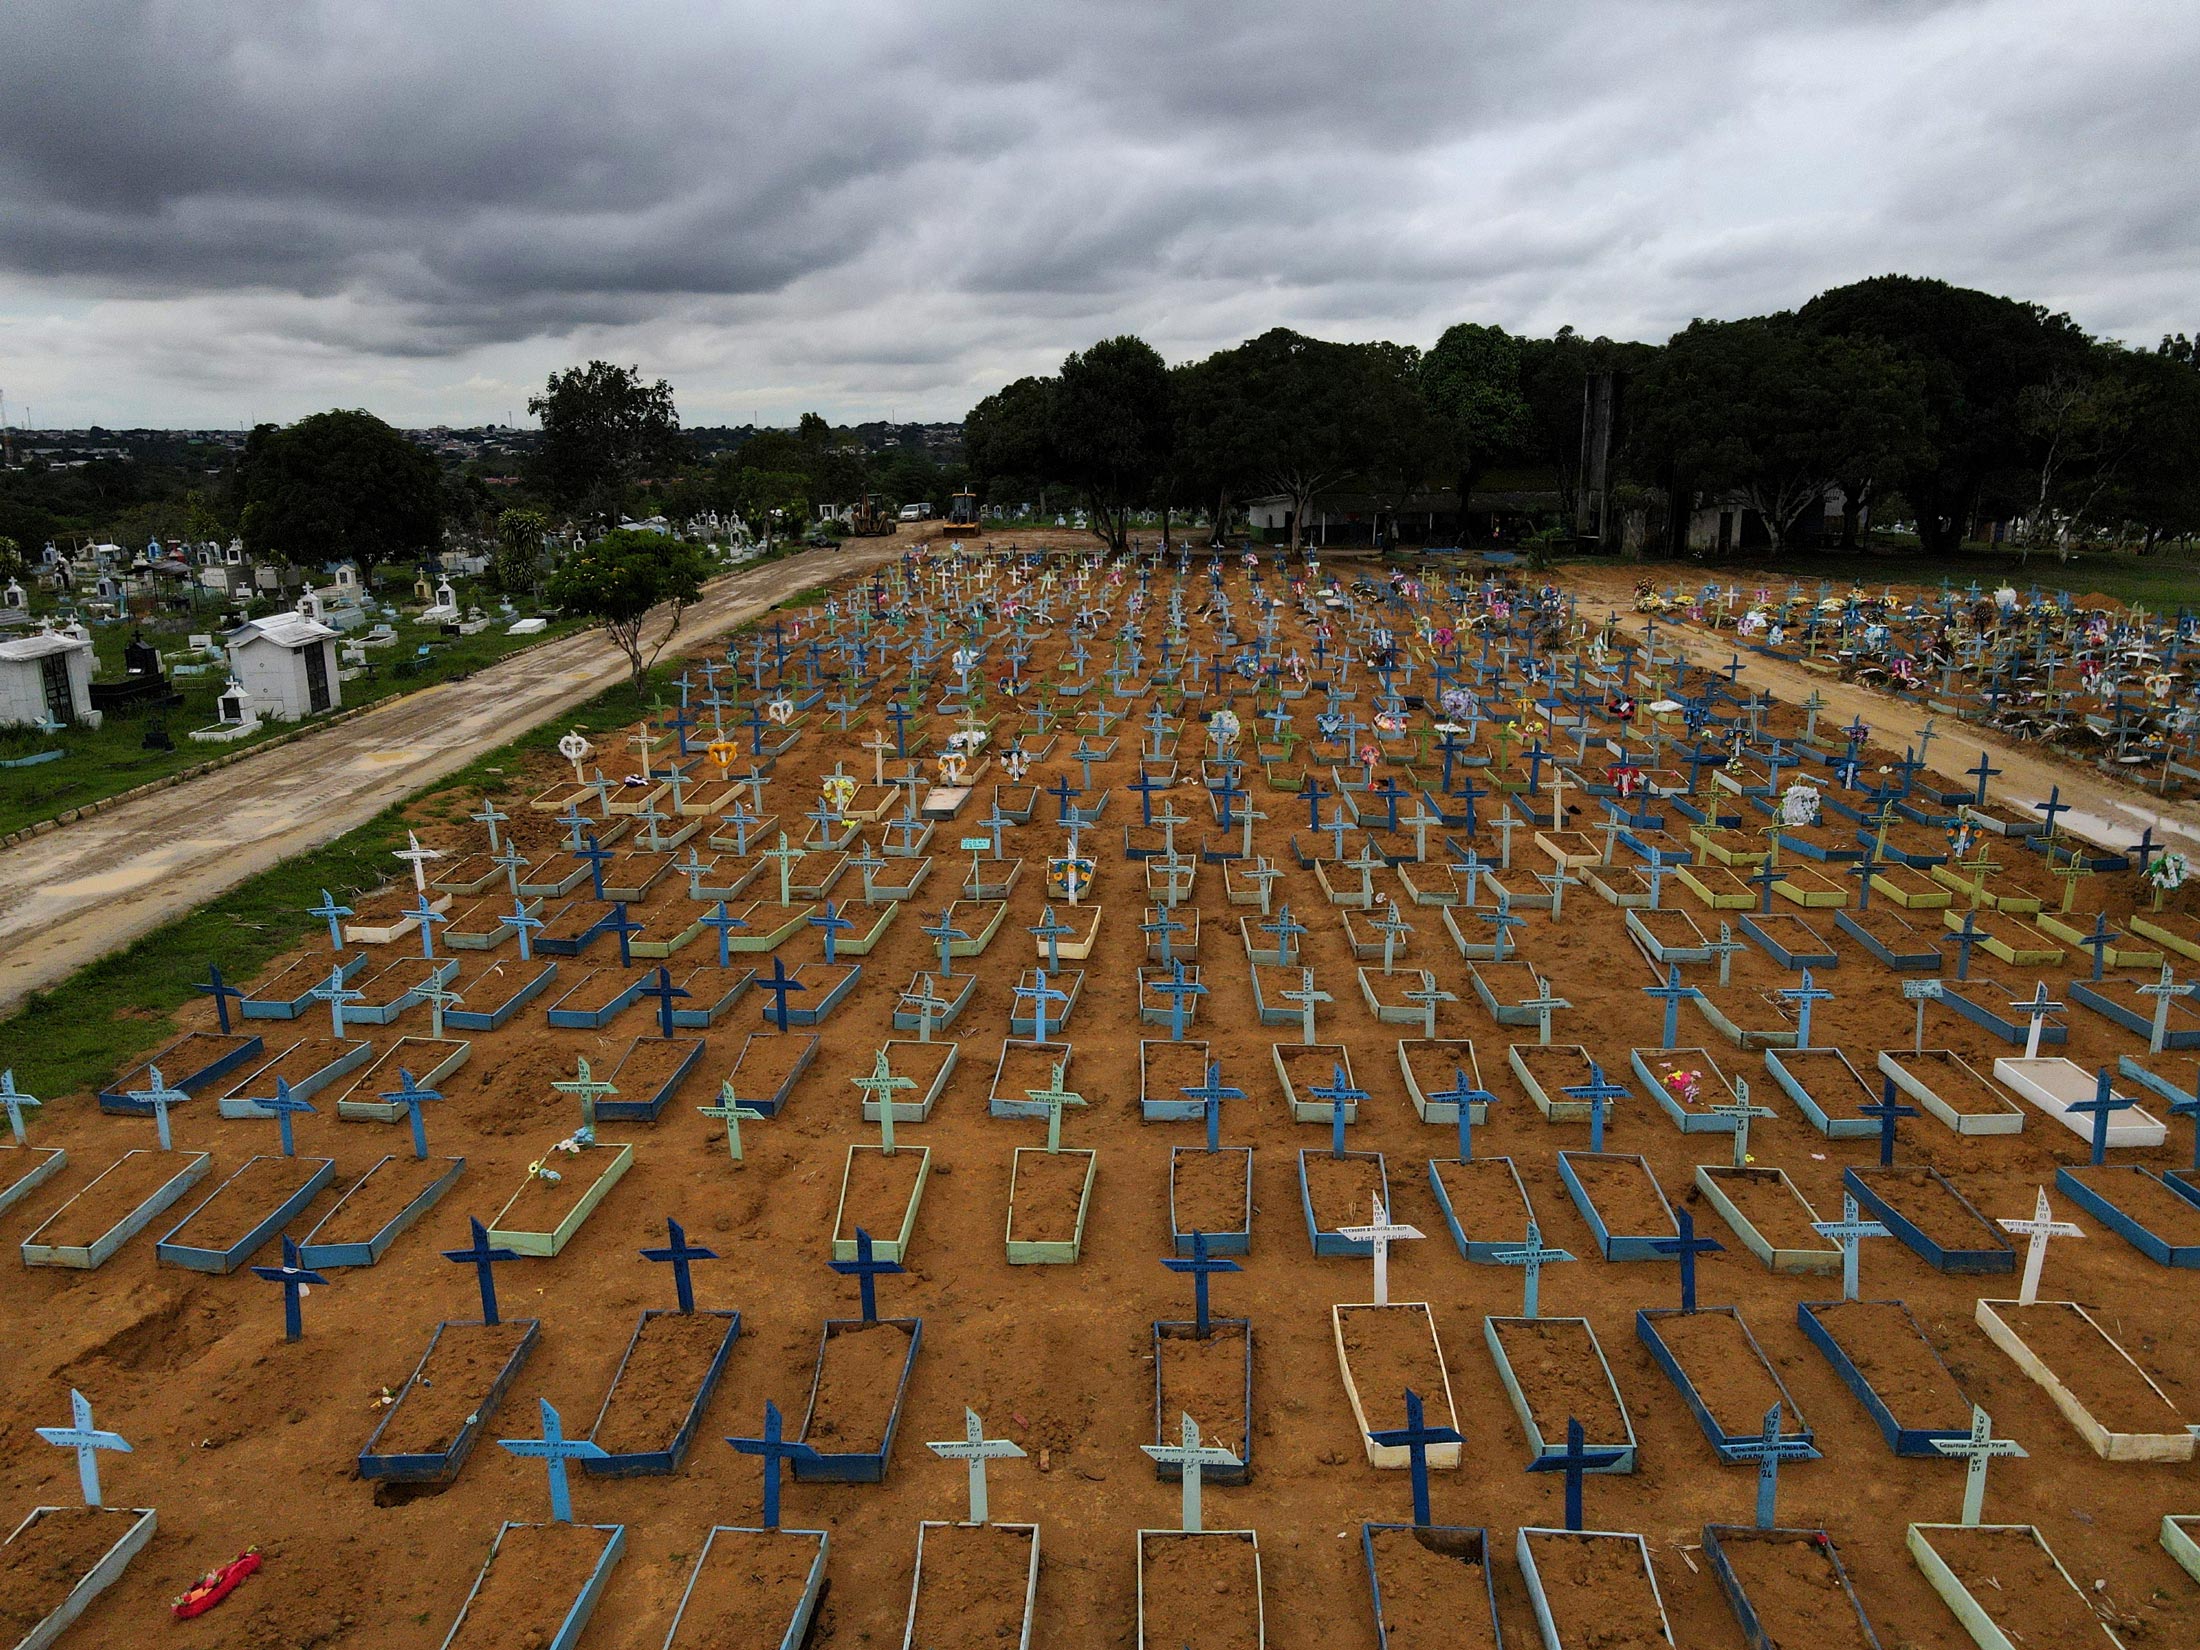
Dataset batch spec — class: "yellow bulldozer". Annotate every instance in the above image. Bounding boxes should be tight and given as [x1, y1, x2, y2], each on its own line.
[845, 494, 895, 536]
[942, 489, 981, 539]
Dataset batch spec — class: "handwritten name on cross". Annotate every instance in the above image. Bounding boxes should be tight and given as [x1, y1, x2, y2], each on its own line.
[1142, 1413, 1241, 1534]
[1998, 1186, 2083, 1306]
[35, 1389, 131, 1507]
[927, 1407, 1025, 1526]
[1933, 1405, 2025, 1526]
[1336, 1193, 1423, 1306]
[498, 1398, 607, 1523]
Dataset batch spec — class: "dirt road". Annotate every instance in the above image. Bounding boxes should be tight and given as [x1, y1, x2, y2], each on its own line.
[0, 536, 908, 1012]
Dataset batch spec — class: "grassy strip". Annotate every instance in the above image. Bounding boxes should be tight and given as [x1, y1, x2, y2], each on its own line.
[0, 558, 844, 1100]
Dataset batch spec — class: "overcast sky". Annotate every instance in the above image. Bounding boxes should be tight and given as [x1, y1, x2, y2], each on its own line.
[1, 0, 2194, 431]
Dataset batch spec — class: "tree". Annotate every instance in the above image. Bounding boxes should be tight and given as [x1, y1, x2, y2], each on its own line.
[490, 507, 552, 597]
[545, 529, 711, 695]
[237, 409, 444, 576]
[1421, 323, 1531, 506]
[0, 534, 23, 584]
[1633, 317, 1925, 551]
[1800, 276, 2091, 555]
[1349, 341, 1450, 545]
[1049, 337, 1174, 551]
[528, 362, 686, 519]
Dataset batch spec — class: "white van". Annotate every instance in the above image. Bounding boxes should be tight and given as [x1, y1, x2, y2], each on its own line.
[898, 502, 932, 522]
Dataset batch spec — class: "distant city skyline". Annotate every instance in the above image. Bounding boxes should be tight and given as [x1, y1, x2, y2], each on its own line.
[2, 0, 2194, 430]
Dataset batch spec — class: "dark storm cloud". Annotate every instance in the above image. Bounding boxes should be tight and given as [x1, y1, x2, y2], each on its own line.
[0, 0, 2194, 425]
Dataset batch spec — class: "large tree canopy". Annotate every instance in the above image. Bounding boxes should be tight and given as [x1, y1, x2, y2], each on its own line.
[237, 408, 444, 575]
[528, 361, 687, 519]
[1421, 322, 1530, 501]
[1050, 336, 1174, 552]
[545, 527, 710, 694]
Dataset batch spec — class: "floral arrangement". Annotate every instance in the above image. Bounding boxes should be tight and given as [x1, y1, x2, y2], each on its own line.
[528, 1126, 595, 1184]
[1663, 1068, 1702, 1105]
[2150, 851, 2189, 895]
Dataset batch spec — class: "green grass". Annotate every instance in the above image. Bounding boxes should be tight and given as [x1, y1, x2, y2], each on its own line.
[0, 573, 838, 1102]
[0, 609, 584, 836]
[1586, 542, 2200, 611]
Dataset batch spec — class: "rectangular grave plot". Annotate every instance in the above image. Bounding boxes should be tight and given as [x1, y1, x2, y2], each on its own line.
[0, 1145, 66, 1219]
[1140, 1039, 1213, 1121]
[1508, 1043, 1601, 1120]
[990, 1041, 1075, 1119]
[348, 955, 460, 1023]
[1691, 1167, 1838, 1274]
[1842, 1166, 2015, 1274]
[359, 1317, 540, 1480]
[1991, 1058, 2166, 1149]
[664, 965, 753, 1028]
[1396, 1040, 1487, 1124]
[1560, 1152, 1679, 1260]
[1427, 1156, 1532, 1262]
[2055, 1165, 2200, 1267]
[1484, 1315, 1636, 1471]
[1153, 1320, 1252, 1483]
[1878, 1050, 2023, 1136]
[1637, 1306, 1812, 1456]
[1701, 1525, 1881, 1650]
[946, 899, 1010, 956]
[1631, 1047, 1743, 1133]
[1333, 1303, 1464, 1470]
[437, 1520, 624, 1650]
[155, 1153, 334, 1273]
[1796, 1299, 1970, 1457]
[443, 960, 560, 1032]
[215, 1037, 374, 1116]
[871, 1040, 955, 1122]
[900, 1521, 1039, 1650]
[487, 1142, 634, 1257]
[1973, 1298, 2193, 1463]
[21, 1150, 214, 1270]
[544, 967, 647, 1030]
[583, 1308, 741, 1475]
[2071, 976, 2200, 1047]
[1739, 913, 1838, 970]
[1169, 1147, 1252, 1256]
[1011, 967, 1083, 1037]
[98, 1030, 264, 1108]
[718, 1030, 819, 1118]
[890, 970, 974, 1035]
[1360, 1524, 1503, 1650]
[1626, 907, 1713, 965]
[241, 952, 369, 1018]
[1273, 1043, 1360, 1123]
[833, 1145, 930, 1262]
[663, 1527, 828, 1650]
[1515, 1529, 1673, 1650]
[1136, 1531, 1263, 1650]
[297, 1153, 464, 1268]
[1764, 1046, 1879, 1138]
[1006, 1147, 1097, 1264]
[792, 1317, 923, 1483]
[0, 1504, 158, 1650]
[600, 1037, 705, 1121]
[332, 1037, 472, 1121]
[1299, 1149, 1391, 1257]
[1905, 1524, 2123, 1650]
[2162, 1516, 2200, 1585]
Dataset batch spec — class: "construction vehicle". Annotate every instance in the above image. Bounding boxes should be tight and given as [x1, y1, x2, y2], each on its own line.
[943, 489, 981, 538]
[845, 494, 895, 536]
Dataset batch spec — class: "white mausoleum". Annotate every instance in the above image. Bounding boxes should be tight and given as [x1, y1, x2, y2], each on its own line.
[0, 629, 100, 728]
[225, 612, 342, 720]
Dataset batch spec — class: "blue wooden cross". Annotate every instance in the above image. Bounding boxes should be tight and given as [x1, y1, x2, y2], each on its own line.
[1947, 909, 1983, 981]
[1562, 1063, 1627, 1153]
[310, 967, 365, 1040]
[1151, 960, 1205, 1041]
[2034, 786, 2071, 837]
[922, 909, 970, 978]
[1016, 968, 1070, 1044]
[1725, 1401, 1820, 1528]
[572, 831, 615, 900]
[1649, 1207, 1724, 1313]
[758, 956, 806, 1031]
[1748, 856, 1780, 914]
[34, 1389, 131, 1507]
[127, 1065, 189, 1150]
[1966, 750, 1999, 806]
[309, 888, 353, 951]
[1031, 908, 1073, 970]
[1316, 1064, 1367, 1157]
[704, 900, 749, 968]
[1860, 1075, 1918, 1167]
[1433, 1069, 1496, 1162]
[642, 966, 691, 1039]
[1812, 1192, 1890, 1301]
[1368, 1387, 1463, 1529]
[507, 899, 544, 962]
[443, 1217, 521, 1324]
[1778, 968, 1832, 1050]
[641, 1215, 719, 1314]
[251, 1235, 328, 1342]
[382, 1067, 443, 1159]
[1129, 769, 1165, 826]
[498, 1398, 607, 1523]
[1184, 1061, 1244, 1152]
[2070, 1067, 2134, 1167]
[1493, 1220, 1574, 1318]
[604, 901, 644, 967]
[196, 962, 246, 1034]
[830, 1227, 903, 1322]
[1260, 904, 1306, 963]
[1643, 964, 1698, 1051]
[1141, 906, 1186, 966]
[260, 1077, 316, 1157]
[1162, 1231, 1240, 1337]
[1047, 773, 1081, 822]
[0, 1069, 40, 1145]
[2078, 915, 2117, 982]
[409, 893, 447, 961]
[1527, 1417, 1626, 1532]
[809, 900, 853, 965]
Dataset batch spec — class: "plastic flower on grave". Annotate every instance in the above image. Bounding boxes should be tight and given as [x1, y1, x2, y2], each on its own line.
[1663, 1069, 1701, 1103]
[2150, 852, 2189, 893]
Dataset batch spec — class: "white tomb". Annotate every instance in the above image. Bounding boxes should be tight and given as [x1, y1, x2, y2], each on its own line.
[224, 611, 342, 720]
[0, 628, 100, 728]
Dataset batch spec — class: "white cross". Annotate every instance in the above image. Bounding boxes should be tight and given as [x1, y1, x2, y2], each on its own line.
[925, 1406, 1025, 1525]
[2010, 981, 2062, 1060]
[1336, 1193, 1423, 1307]
[396, 830, 443, 894]
[2138, 965, 2189, 1056]
[1997, 1186, 2082, 1306]
[1141, 1411, 1241, 1533]
[1932, 1404, 2025, 1526]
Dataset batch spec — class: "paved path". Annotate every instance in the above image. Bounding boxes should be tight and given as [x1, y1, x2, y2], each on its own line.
[0, 536, 907, 1012]
[1615, 607, 2200, 855]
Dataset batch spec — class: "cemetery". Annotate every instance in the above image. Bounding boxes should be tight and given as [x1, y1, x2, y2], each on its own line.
[5, 534, 2200, 1650]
